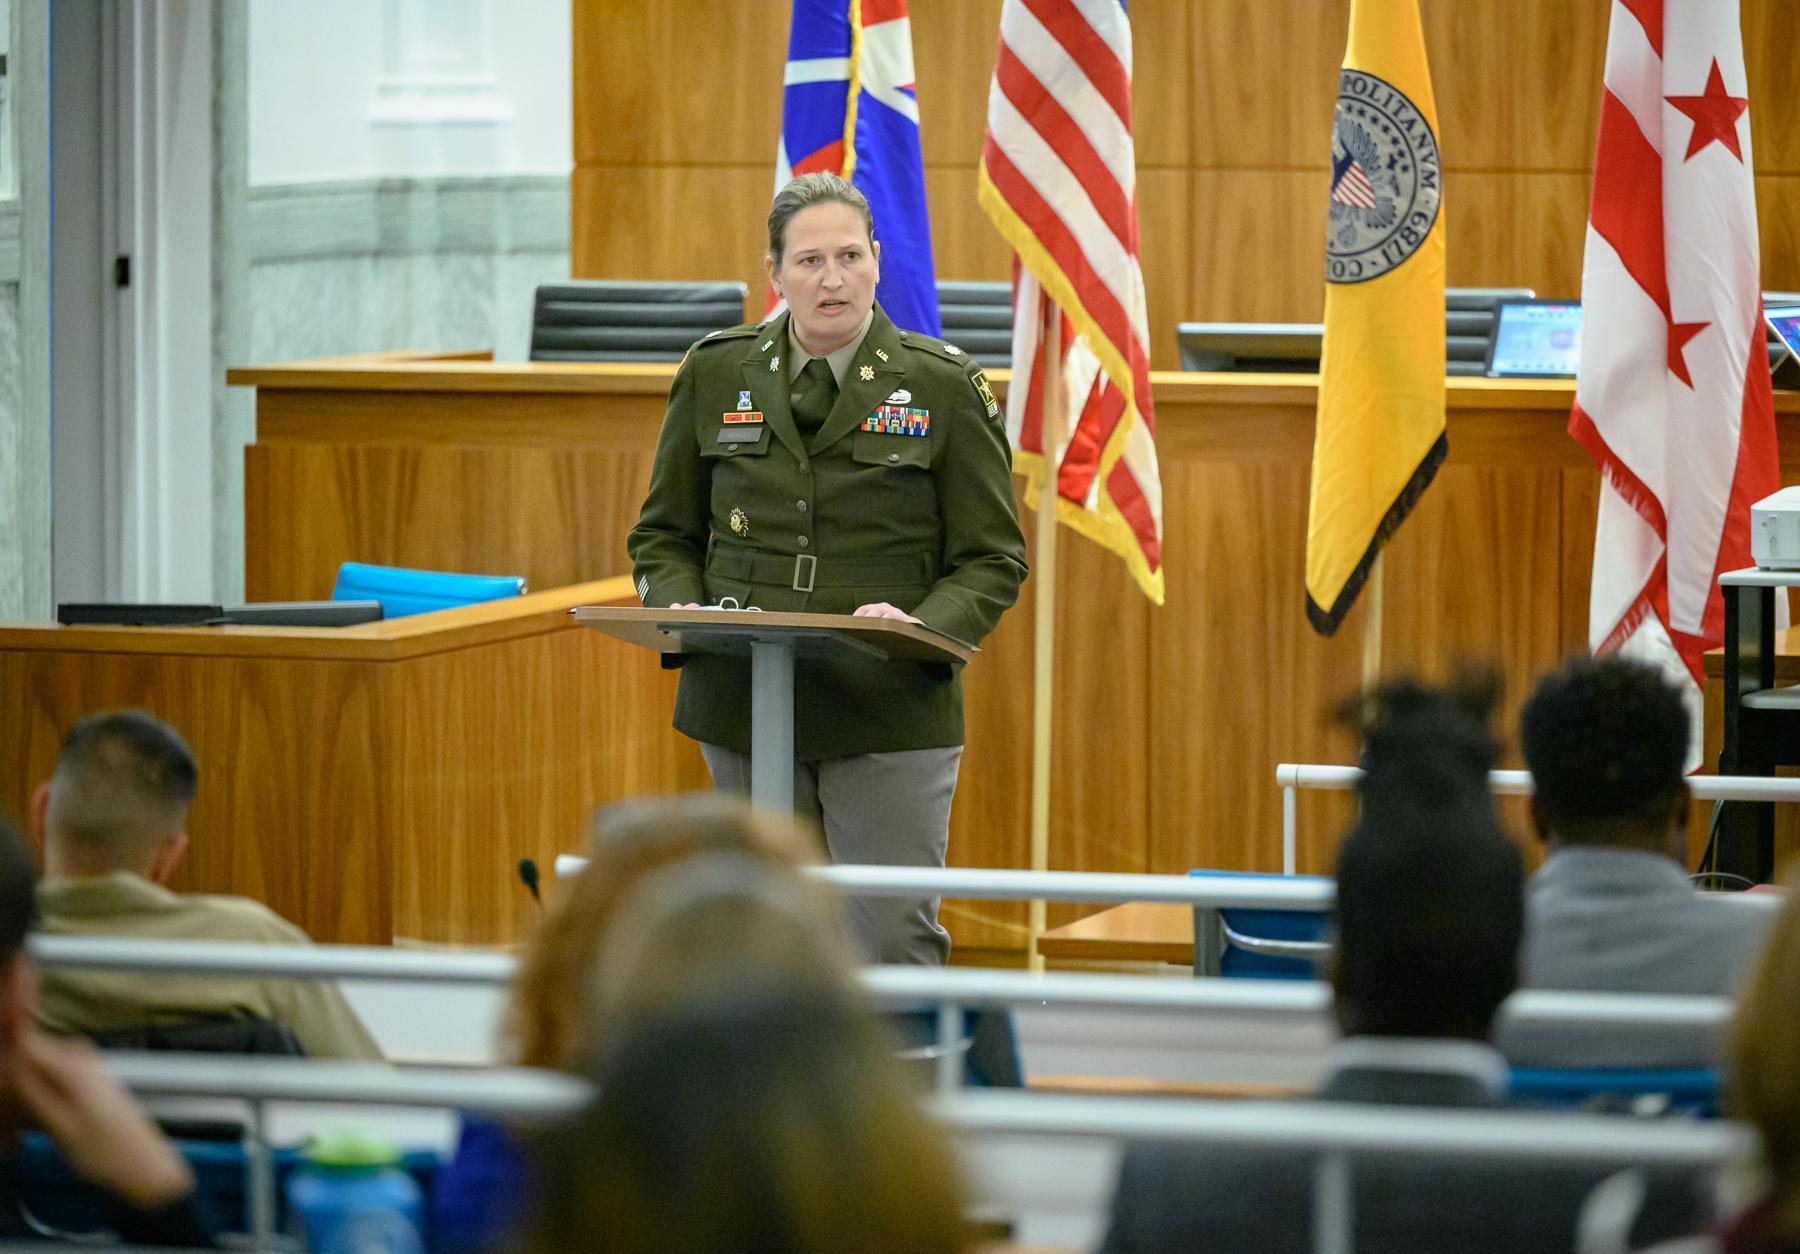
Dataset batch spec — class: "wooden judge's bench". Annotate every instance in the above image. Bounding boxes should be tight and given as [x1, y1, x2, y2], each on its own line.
[7, 352, 1796, 951]
[211, 351, 1800, 951]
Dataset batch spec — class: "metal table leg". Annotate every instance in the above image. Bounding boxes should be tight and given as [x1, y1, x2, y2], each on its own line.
[750, 639, 796, 812]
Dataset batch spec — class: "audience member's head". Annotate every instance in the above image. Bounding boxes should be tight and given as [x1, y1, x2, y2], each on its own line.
[1729, 879, 1800, 1242]
[1332, 674, 1524, 1042]
[1519, 654, 1689, 858]
[505, 793, 823, 1071]
[0, 817, 39, 1052]
[517, 854, 965, 1254]
[33, 710, 198, 883]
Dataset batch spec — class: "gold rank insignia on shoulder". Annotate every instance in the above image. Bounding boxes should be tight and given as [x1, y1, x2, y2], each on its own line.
[972, 368, 1000, 419]
[729, 508, 750, 536]
[944, 344, 962, 356]
[858, 365, 875, 381]
[875, 348, 890, 362]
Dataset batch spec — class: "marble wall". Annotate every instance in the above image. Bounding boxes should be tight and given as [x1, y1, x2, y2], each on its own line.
[245, 175, 570, 364]
[0, 195, 33, 621]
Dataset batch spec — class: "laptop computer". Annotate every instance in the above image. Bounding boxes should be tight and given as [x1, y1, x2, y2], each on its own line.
[1763, 304, 1800, 389]
[1485, 300, 1584, 378]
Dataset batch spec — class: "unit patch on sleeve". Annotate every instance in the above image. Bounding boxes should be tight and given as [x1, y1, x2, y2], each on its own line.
[971, 368, 1000, 419]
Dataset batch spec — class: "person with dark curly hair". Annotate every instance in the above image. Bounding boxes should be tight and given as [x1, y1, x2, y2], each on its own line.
[1515, 655, 1778, 1009]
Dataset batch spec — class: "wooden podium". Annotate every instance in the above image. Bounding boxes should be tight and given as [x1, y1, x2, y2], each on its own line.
[575, 606, 973, 811]
[0, 578, 708, 947]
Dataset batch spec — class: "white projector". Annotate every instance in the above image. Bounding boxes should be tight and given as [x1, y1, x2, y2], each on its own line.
[1753, 485, 1800, 570]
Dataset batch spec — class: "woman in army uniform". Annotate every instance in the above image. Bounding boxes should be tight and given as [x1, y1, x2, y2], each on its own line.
[626, 173, 1027, 966]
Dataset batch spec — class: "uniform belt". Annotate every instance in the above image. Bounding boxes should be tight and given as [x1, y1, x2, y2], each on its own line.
[709, 546, 936, 593]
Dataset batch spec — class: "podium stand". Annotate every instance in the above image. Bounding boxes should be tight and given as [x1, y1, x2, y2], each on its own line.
[573, 606, 974, 812]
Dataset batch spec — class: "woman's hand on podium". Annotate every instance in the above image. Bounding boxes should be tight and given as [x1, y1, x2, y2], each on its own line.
[853, 602, 922, 624]
[670, 603, 703, 610]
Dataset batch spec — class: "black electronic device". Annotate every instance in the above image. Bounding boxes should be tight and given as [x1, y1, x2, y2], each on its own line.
[1176, 322, 1324, 373]
[57, 600, 383, 628]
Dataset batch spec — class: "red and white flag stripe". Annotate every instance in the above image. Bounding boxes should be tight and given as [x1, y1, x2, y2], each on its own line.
[1572, 0, 1780, 748]
[979, 0, 1164, 602]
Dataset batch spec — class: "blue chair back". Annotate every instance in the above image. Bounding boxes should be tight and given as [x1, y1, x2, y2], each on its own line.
[1508, 1066, 1720, 1115]
[1189, 869, 1331, 980]
[331, 562, 526, 619]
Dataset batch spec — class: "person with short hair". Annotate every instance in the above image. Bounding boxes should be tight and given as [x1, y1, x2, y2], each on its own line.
[1516, 655, 1776, 1001]
[29, 710, 380, 1059]
[627, 171, 1028, 966]
[1101, 676, 1705, 1253]
[0, 817, 212, 1245]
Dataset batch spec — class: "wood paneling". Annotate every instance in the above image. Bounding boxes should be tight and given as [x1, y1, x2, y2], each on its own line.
[246, 444, 654, 602]
[228, 357, 1800, 951]
[0, 580, 710, 947]
[572, 0, 1800, 331]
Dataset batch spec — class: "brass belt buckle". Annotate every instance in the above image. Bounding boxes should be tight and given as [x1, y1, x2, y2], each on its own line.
[792, 553, 817, 593]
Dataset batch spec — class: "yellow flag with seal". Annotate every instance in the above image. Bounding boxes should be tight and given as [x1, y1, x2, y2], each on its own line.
[1305, 0, 1446, 635]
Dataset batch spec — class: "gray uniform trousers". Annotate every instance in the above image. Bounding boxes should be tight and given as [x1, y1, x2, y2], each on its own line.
[700, 743, 961, 965]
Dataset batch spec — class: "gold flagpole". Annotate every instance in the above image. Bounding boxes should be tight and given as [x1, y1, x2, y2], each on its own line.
[1026, 319, 1064, 974]
[1362, 553, 1385, 691]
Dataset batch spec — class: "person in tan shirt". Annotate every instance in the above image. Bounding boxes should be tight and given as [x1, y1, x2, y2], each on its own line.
[28, 709, 380, 1061]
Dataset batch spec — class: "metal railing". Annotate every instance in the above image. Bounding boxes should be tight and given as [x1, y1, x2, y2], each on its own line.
[1273, 765, 1800, 875]
[98, 1054, 1753, 1254]
[32, 936, 1734, 1091]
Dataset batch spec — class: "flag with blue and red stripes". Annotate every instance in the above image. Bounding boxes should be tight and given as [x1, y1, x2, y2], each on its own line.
[770, 0, 940, 336]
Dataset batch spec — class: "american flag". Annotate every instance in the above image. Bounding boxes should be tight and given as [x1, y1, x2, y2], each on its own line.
[1571, 0, 1780, 746]
[978, 0, 1164, 603]
[769, 0, 940, 336]
[1330, 152, 1379, 211]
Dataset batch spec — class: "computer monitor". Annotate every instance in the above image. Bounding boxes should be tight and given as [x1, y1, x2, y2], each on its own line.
[1764, 305, 1800, 389]
[1176, 322, 1323, 373]
[1485, 300, 1583, 378]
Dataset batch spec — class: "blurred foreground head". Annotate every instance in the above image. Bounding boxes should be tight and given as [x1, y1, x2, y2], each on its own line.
[0, 817, 38, 1053]
[517, 853, 967, 1254]
[1731, 879, 1800, 1242]
[505, 794, 824, 1071]
[1333, 672, 1523, 1042]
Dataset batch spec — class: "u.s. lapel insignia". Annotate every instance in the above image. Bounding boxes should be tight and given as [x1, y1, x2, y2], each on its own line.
[858, 364, 875, 382]
[770, 356, 780, 372]
[760, 340, 773, 352]
[875, 347, 890, 362]
[729, 508, 750, 536]
[736, 390, 753, 411]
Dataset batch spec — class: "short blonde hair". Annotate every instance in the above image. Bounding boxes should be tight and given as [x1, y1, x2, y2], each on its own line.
[1731, 878, 1800, 1237]
[504, 795, 822, 1071]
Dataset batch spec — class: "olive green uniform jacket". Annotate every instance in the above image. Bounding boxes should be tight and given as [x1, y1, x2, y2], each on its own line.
[627, 305, 1028, 760]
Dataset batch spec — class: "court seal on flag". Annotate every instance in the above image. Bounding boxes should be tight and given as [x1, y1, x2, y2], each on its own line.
[1327, 69, 1442, 284]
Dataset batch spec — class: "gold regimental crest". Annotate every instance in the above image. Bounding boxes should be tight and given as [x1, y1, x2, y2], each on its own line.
[729, 508, 749, 536]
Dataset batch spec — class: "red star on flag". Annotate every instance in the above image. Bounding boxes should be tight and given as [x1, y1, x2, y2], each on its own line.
[1667, 320, 1709, 387]
[1666, 59, 1749, 162]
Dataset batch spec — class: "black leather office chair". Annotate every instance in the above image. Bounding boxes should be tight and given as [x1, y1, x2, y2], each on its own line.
[935, 280, 1013, 367]
[1446, 286, 1536, 377]
[529, 280, 749, 363]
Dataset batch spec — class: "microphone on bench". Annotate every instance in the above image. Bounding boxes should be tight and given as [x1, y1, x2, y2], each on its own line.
[518, 858, 543, 908]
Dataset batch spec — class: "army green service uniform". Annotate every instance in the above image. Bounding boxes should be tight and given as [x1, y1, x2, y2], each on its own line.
[627, 303, 1027, 963]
